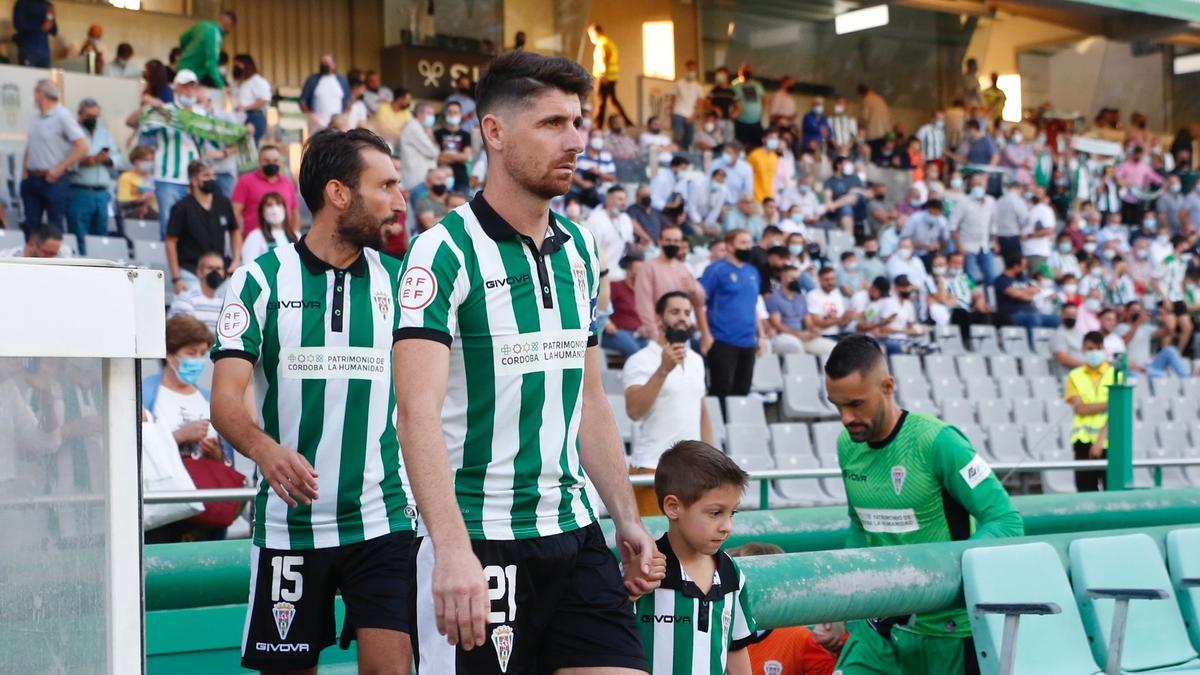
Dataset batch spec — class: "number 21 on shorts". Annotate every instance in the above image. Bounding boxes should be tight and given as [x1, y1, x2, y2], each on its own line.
[484, 564, 517, 624]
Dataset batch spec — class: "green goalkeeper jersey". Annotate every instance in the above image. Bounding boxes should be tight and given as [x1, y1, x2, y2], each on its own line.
[837, 411, 1024, 637]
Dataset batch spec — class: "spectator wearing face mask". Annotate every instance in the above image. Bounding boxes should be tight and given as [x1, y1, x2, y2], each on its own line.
[710, 142, 755, 205]
[799, 96, 831, 153]
[933, 252, 994, 346]
[853, 238, 883, 287]
[702, 229, 766, 398]
[1022, 185, 1056, 274]
[1065, 331, 1114, 491]
[168, 251, 227, 334]
[899, 199, 949, 270]
[143, 315, 221, 466]
[435, 101, 472, 191]
[827, 97, 858, 156]
[767, 265, 836, 357]
[805, 266, 855, 340]
[725, 194, 765, 238]
[239, 192, 298, 263]
[994, 180, 1030, 258]
[166, 161, 239, 294]
[373, 87, 413, 145]
[1157, 174, 1187, 232]
[731, 64, 766, 148]
[1049, 234, 1082, 280]
[748, 129, 783, 202]
[586, 186, 640, 282]
[860, 275, 923, 354]
[1116, 147, 1163, 225]
[413, 167, 451, 232]
[627, 185, 669, 242]
[694, 111, 725, 153]
[636, 224, 711, 342]
[399, 102, 439, 190]
[602, 115, 639, 161]
[639, 115, 677, 156]
[824, 156, 867, 237]
[299, 52, 350, 131]
[837, 250, 869, 307]
[603, 255, 649, 358]
[117, 145, 159, 221]
[231, 144, 298, 239]
[886, 238, 928, 288]
[949, 173, 998, 286]
[668, 60, 704, 150]
[995, 252, 1061, 342]
[1052, 302, 1085, 372]
[691, 168, 729, 234]
[650, 155, 691, 212]
[569, 129, 617, 207]
[781, 176, 822, 228]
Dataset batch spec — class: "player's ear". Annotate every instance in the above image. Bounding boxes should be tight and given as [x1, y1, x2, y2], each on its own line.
[662, 494, 681, 520]
[325, 179, 351, 211]
[881, 374, 896, 398]
[481, 113, 503, 153]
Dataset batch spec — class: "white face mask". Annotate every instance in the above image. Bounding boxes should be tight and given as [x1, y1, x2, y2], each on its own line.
[1063, 283, 1078, 295]
[842, 163, 855, 176]
[834, 104, 845, 114]
[898, 248, 913, 260]
[932, 265, 947, 276]
[445, 115, 462, 126]
[589, 137, 604, 151]
[765, 138, 780, 151]
[704, 122, 715, 133]
[264, 205, 286, 226]
[813, 105, 824, 115]
[136, 160, 154, 173]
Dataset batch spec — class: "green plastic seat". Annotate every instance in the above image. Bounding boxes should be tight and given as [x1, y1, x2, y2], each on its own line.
[1070, 533, 1200, 673]
[1167, 528, 1200, 651]
[963, 542, 1100, 675]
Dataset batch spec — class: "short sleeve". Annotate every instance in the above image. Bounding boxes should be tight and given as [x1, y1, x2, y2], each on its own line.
[165, 201, 185, 239]
[60, 109, 87, 143]
[230, 176, 247, 203]
[621, 350, 656, 390]
[211, 265, 269, 363]
[394, 227, 467, 347]
[729, 563, 758, 651]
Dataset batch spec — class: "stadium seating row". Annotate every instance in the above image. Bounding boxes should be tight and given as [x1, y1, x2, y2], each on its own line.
[965, 529, 1200, 673]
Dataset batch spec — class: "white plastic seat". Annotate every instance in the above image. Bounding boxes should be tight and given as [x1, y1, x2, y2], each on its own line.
[751, 354, 784, 394]
[725, 396, 768, 428]
[83, 235, 129, 261]
[705, 396, 726, 449]
[810, 421, 844, 465]
[941, 398, 975, 427]
[987, 423, 1027, 462]
[987, 354, 1017, 378]
[976, 398, 1012, 425]
[1023, 423, 1061, 459]
[1011, 398, 1045, 425]
[1018, 356, 1051, 378]
[923, 354, 958, 380]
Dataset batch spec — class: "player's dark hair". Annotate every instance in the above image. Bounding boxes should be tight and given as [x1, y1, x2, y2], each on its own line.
[475, 50, 592, 121]
[298, 128, 391, 214]
[825, 334, 885, 380]
[655, 440, 748, 509]
[1083, 331, 1105, 348]
[655, 290, 690, 316]
[726, 542, 784, 557]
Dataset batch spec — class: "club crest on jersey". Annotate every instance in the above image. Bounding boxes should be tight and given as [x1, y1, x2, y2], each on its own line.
[373, 290, 391, 318]
[891, 465, 907, 495]
[491, 624, 514, 673]
[722, 606, 732, 634]
[764, 660, 784, 675]
[572, 260, 588, 299]
[272, 601, 296, 640]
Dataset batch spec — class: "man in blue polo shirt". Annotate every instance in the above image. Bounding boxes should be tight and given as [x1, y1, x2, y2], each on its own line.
[701, 227, 764, 399]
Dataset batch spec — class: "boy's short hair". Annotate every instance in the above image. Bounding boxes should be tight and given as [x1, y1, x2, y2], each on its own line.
[726, 542, 784, 557]
[655, 440, 749, 510]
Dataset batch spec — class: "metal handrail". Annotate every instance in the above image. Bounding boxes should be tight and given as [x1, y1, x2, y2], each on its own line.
[142, 457, 1200, 505]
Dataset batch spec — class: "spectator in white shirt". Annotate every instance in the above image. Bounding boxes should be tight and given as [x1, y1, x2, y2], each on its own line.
[805, 266, 855, 338]
[230, 54, 272, 143]
[709, 142, 755, 204]
[638, 115, 677, 155]
[239, 192, 298, 263]
[1023, 185, 1057, 274]
[623, 291, 713, 515]
[689, 167, 728, 235]
[399, 103, 439, 190]
[0, 223, 69, 258]
[299, 52, 350, 132]
[585, 186, 638, 281]
[694, 111, 725, 153]
[886, 238, 928, 288]
[650, 155, 690, 211]
[914, 110, 947, 164]
[168, 251, 226, 335]
[859, 275, 924, 354]
[669, 60, 705, 150]
[361, 70, 394, 114]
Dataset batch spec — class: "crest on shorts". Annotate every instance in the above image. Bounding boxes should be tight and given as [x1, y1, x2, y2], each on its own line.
[891, 465, 907, 496]
[272, 601, 296, 640]
[491, 624, 514, 673]
[764, 660, 784, 675]
[373, 290, 391, 319]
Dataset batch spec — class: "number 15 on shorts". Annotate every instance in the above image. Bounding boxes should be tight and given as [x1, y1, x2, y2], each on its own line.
[485, 564, 517, 624]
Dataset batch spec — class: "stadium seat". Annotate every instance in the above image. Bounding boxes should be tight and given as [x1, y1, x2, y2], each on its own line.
[0, 228, 23, 250]
[726, 424, 772, 461]
[133, 240, 169, 267]
[1140, 402, 1170, 427]
[1018, 356, 1051, 378]
[1157, 421, 1190, 457]
[782, 365, 833, 419]
[826, 229, 854, 255]
[1169, 397, 1198, 425]
[904, 398, 939, 417]
[1069, 533, 1200, 672]
[782, 353, 820, 376]
[1022, 423, 1061, 459]
[962, 377, 998, 402]
[62, 233, 80, 256]
[1044, 399, 1074, 427]
[705, 396, 727, 444]
[976, 399, 1012, 426]
[601, 369, 624, 396]
[1165, 528, 1200, 650]
[1133, 378, 1153, 403]
[770, 424, 833, 506]
[941, 398, 975, 427]
[1031, 327, 1056, 357]
[955, 354, 989, 380]
[1155, 377, 1184, 398]
[751, 354, 784, 394]
[932, 324, 966, 355]
[769, 423, 816, 462]
[890, 354, 924, 382]
[725, 396, 767, 428]
[955, 424, 987, 457]
[607, 394, 632, 444]
[896, 376, 932, 405]
[998, 325, 1033, 356]
[929, 376, 966, 404]
[969, 324, 1001, 354]
[124, 219, 159, 242]
[1011, 398, 1045, 425]
[1029, 375, 1061, 400]
[986, 423, 1027, 463]
[1181, 379, 1200, 403]
[995, 375, 1030, 400]
[924, 354, 958, 380]
[987, 354, 1017, 378]
[1150, 448, 1194, 489]
[735, 452, 775, 474]
[811, 421, 843, 465]
[963, 542, 1100, 675]
[1040, 449, 1078, 494]
[84, 235, 130, 262]
[820, 473, 847, 503]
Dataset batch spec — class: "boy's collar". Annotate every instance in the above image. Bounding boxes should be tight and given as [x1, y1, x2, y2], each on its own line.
[655, 533, 739, 600]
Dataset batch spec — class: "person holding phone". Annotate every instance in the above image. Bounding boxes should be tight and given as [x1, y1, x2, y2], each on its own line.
[623, 290, 714, 516]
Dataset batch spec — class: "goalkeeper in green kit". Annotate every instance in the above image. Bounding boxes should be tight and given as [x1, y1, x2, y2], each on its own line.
[823, 335, 1024, 675]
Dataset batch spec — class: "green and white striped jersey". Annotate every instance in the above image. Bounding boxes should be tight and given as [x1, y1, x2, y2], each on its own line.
[636, 535, 757, 675]
[395, 194, 600, 541]
[138, 104, 207, 185]
[1159, 254, 1187, 303]
[212, 237, 414, 550]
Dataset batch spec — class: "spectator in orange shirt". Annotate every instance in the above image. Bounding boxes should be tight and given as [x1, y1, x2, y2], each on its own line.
[728, 543, 849, 675]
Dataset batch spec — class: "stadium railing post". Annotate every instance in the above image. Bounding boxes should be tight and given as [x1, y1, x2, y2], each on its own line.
[1106, 354, 1134, 491]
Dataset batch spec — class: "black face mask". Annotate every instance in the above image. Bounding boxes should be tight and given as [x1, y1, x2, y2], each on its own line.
[661, 244, 680, 259]
[261, 163, 280, 177]
[232, 65, 245, 79]
[319, 64, 332, 75]
[205, 270, 224, 289]
[786, 280, 802, 293]
[865, 250, 878, 259]
[900, 290, 913, 299]
[733, 248, 752, 262]
[81, 117, 97, 132]
[430, 184, 448, 197]
[1063, 317, 1077, 329]
[199, 179, 218, 194]
[639, 196, 652, 208]
[806, 243, 822, 258]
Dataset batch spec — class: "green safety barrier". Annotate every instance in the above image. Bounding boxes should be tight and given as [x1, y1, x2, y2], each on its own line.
[145, 488, 1200, 611]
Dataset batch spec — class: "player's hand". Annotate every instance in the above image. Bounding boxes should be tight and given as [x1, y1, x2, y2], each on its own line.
[624, 544, 666, 601]
[253, 441, 319, 507]
[431, 542, 489, 650]
[616, 521, 661, 598]
[813, 622, 847, 653]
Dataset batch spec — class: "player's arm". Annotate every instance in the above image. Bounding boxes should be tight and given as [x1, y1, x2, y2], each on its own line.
[840, 440, 870, 548]
[935, 427, 1024, 539]
[392, 232, 488, 650]
[728, 648, 752, 675]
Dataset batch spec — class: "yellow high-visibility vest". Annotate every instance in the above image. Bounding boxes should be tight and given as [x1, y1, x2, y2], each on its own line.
[1068, 364, 1115, 447]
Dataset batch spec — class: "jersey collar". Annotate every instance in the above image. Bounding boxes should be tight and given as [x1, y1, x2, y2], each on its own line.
[295, 235, 368, 277]
[656, 533, 739, 600]
[470, 191, 571, 256]
[869, 409, 909, 450]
